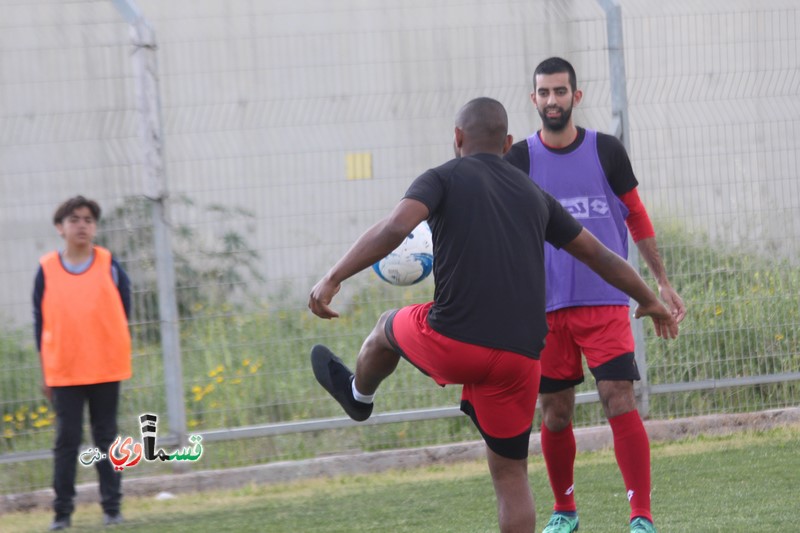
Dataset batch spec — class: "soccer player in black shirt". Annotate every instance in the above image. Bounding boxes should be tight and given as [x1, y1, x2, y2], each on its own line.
[309, 97, 677, 533]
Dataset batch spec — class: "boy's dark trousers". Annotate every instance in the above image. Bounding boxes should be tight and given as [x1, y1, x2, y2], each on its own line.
[51, 381, 122, 518]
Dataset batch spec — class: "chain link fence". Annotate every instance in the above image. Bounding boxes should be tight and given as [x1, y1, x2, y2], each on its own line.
[1, 0, 798, 495]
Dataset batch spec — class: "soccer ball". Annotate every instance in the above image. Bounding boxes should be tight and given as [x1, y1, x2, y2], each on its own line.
[372, 221, 434, 286]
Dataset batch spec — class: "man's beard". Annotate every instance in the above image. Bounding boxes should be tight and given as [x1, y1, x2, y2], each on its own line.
[538, 105, 573, 132]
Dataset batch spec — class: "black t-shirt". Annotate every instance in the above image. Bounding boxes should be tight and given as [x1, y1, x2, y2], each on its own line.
[404, 153, 583, 358]
[504, 127, 638, 196]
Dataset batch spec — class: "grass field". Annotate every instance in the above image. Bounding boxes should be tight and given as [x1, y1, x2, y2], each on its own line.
[4, 425, 798, 532]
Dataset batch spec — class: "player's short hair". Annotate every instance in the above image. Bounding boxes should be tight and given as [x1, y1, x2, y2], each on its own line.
[533, 57, 577, 92]
[53, 195, 101, 225]
[455, 97, 508, 152]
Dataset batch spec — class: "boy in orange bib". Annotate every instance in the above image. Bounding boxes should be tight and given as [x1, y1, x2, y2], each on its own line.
[33, 196, 131, 530]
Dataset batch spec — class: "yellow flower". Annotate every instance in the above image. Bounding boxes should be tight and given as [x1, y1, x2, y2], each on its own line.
[775, 334, 785, 341]
[188, 419, 199, 428]
[30, 413, 38, 420]
[249, 365, 258, 374]
[714, 306, 723, 316]
[242, 359, 251, 367]
[15, 412, 25, 422]
[37, 405, 49, 414]
[191, 385, 202, 394]
[204, 383, 215, 394]
[33, 419, 51, 428]
[215, 376, 224, 383]
[2, 414, 12, 423]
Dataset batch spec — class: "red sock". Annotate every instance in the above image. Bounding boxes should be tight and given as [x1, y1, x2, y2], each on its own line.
[541, 422, 577, 512]
[609, 410, 652, 522]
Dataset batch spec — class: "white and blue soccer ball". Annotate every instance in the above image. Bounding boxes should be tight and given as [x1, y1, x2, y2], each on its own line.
[372, 221, 434, 286]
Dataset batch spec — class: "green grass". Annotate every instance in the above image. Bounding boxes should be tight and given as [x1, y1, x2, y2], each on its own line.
[4, 426, 799, 532]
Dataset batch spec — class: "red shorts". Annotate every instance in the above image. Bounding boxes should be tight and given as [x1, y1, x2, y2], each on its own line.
[539, 305, 638, 393]
[386, 302, 540, 459]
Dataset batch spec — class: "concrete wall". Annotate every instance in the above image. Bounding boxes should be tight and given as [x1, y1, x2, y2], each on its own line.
[1, 0, 798, 328]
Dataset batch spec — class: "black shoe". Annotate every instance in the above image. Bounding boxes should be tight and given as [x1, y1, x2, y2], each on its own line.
[103, 512, 124, 526]
[49, 515, 71, 530]
[311, 344, 373, 421]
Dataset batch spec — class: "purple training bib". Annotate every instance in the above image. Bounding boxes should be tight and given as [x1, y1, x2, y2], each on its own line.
[527, 130, 630, 311]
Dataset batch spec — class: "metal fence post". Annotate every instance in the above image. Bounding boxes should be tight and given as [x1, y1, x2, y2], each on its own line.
[110, 0, 187, 444]
[596, 0, 649, 416]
